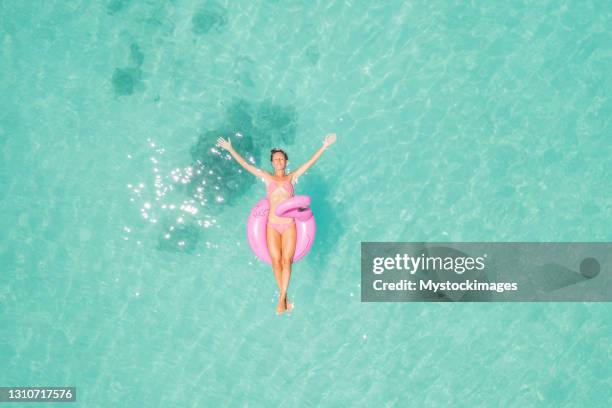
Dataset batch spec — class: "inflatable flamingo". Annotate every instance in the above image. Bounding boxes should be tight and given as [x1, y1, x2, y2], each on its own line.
[246, 196, 316, 264]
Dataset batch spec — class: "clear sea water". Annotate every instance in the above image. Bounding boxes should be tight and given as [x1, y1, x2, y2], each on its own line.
[1, 0, 611, 406]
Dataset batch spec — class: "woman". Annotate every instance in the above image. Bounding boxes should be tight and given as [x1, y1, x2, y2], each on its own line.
[216, 133, 337, 314]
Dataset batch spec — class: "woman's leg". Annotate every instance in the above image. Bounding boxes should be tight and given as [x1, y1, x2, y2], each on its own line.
[280, 224, 297, 310]
[266, 225, 284, 313]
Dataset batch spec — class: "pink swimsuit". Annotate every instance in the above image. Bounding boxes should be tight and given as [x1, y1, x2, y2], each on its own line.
[266, 180, 295, 234]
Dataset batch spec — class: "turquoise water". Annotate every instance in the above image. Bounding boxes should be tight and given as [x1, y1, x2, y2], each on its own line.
[1, 0, 611, 406]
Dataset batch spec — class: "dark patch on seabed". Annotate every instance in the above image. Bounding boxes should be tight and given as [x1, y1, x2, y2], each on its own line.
[192, 0, 228, 35]
[187, 98, 298, 207]
[112, 43, 145, 96]
[159, 98, 298, 253]
[106, 0, 131, 15]
[305, 45, 320, 65]
[112, 68, 140, 96]
[157, 222, 200, 254]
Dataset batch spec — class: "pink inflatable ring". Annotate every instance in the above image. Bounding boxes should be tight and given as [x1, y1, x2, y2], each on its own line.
[247, 195, 316, 264]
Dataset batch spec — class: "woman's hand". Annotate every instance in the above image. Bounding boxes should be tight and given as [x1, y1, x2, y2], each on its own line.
[323, 133, 337, 148]
[216, 137, 232, 151]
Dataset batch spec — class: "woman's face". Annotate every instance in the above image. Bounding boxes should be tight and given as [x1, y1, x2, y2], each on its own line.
[271, 152, 287, 171]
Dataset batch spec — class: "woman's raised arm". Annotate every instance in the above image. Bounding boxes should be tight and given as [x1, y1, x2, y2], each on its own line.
[216, 137, 269, 179]
[290, 133, 336, 182]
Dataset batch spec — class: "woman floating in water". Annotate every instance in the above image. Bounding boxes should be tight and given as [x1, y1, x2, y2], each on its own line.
[216, 133, 337, 314]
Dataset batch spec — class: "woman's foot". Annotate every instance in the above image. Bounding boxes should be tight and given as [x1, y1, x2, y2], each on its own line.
[285, 296, 294, 312]
[276, 295, 287, 315]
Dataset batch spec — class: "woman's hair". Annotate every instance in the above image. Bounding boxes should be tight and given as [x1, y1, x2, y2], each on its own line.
[270, 148, 288, 161]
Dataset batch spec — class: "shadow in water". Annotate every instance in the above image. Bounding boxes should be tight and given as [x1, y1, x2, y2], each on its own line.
[155, 98, 299, 254]
[297, 173, 344, 273]
[157, 221, 200, 254]
[111, 43, 144, 96]
[192, 1, 228, 35]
